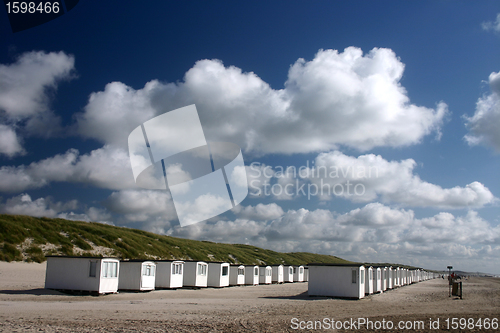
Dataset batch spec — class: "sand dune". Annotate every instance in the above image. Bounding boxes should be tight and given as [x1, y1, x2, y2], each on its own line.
[0, 262, 499, 332]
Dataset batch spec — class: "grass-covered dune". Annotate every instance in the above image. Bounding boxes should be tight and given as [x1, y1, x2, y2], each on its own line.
[0, 214, 352, 265]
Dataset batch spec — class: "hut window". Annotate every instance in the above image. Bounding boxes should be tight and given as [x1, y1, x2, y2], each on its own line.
[89, 261, 97, 277]
[360, 270, 364, 284]
[238, 268, 244, 275]
[173, 263, 182, 275]
[143, 264, 155, 276]
[197, 263, 207, 276]
[254, 267, 258, 276]
[222, 266, 228, 276]
[299, 267, 303, 274]
[267, 269, 272, 276]
[289, 267, 293, 275]
[293, 267, 297, 274]
[369, 270, 372, 280]
[352, 270, 356, 283]
[377, 270, 381, 280]
[102, 261, 117, 278]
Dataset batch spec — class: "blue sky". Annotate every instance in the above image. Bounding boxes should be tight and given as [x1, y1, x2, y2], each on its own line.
[1, 1, 500, 274]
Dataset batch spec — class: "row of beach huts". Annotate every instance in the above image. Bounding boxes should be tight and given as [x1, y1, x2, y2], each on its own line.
[307, 263, 439, 299]
[44, 256, 438, 299]
[44, 256, 308, 294]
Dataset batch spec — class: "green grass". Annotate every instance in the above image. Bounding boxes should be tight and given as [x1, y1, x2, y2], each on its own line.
[0, 214, 353, 265]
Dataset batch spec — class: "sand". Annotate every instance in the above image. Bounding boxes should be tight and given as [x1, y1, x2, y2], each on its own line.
[0, 262, 499, 332]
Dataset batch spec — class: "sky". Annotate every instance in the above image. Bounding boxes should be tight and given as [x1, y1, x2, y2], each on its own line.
[1, 1, 500, 274]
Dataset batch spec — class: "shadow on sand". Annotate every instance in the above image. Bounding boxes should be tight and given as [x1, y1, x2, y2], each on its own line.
[0, 288, 64, 296]
[260, 291, 363, 301]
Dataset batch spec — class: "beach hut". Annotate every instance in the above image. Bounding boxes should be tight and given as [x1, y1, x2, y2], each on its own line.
[45, 256, 120, 294]
[394, 267, 400, 287]
[372, 267, 382, 293]
[308, 263, 365, 299]
[293, 265, 305, 282]
[259, 265, 272, 284]
[380, 267, 387, 291]
[183, 261, 208, 287]
[119, 260, 156, 291]
[155, 260, 184, 289]
[207, 262, 230, 287]
[365, 266, 373, 295]
[284, 265, 294, 283]
[271, 264, 284, 283]
[397, 267, 402, 286]
[245, 265, 259, 285]
[229, 265, 245, 286]
[387, 267, 393, 289]
[304, 266, 309, 282]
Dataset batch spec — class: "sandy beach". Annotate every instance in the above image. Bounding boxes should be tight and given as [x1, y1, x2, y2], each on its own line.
[0, 262, 499, 332]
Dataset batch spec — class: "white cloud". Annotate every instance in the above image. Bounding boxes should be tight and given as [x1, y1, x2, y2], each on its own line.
[0, 51, 75, 156]
[308, 151, 496, 208]
[74, 81, 159, 148]
[232, 203, 284, 220]
[103, 189, 177, 223]
[165, 203, 500, 272]
[465, 71, 500, 152]
[0, 193, 60, 217]
[482, 13, 500, 33]
[246, 151, 495, 209]
[0, 146, 136, 193]
[0, 124, 24, 157]
[75, 47, 447, 154]
[0, 193, 109, 223]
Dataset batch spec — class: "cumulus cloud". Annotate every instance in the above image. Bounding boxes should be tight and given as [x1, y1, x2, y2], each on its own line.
[232, 203, 284, 220]
[482, 13, 500, 33]
[74, 81, 158, 148]
[103, 189, 177, 223]
[246, 151, 496, 208]
[165, 203, 500, 270]
[0, 193, 110, 223]
[0, 124, 24, 156]
[307, 151, 496, 208]
[0, 51, 75, 156]
[0, 146, 135, 192]
[75, 47, 447, 154]
[465, 71, 500, 151]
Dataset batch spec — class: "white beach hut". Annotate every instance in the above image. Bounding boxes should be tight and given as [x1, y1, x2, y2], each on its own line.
[284, 265, 294, 283]
[229, 265, 245, 286]
[387, 266, 393, 289]
[119, 260, 156, 291]
[293, 265, 305, 282]
[259, 265, 272, 284]
[45, 256, 119, 294]
[303, 266, 309, 282]
[155, 260, 184, 289]
[245, 265, 259, 285]
[372, 267, 382, 293]
[207, 262, 230, 287]
[308, 263, 365, 299]
[271, 265, 284, 284]
[183, 261, 208, 287]
[365, 266, 373, 295]
[380, 267, 387, 291]
[394, 267, 400, 287]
